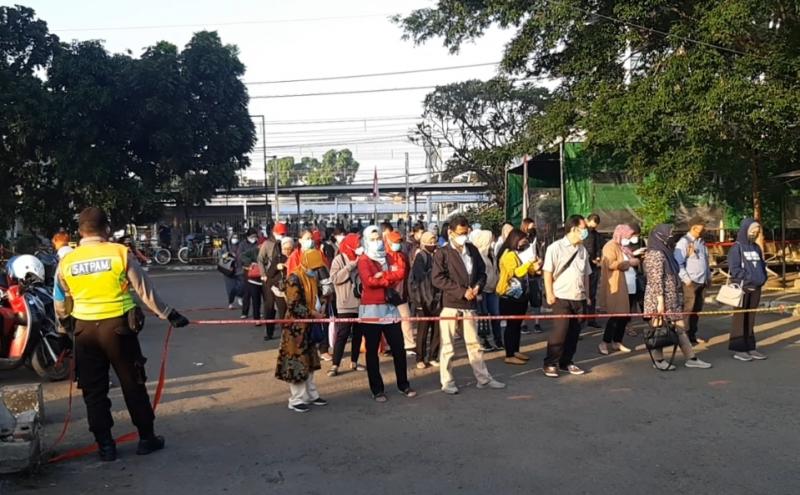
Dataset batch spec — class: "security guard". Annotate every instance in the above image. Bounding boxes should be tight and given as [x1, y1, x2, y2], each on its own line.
[54, 207, 189, 462]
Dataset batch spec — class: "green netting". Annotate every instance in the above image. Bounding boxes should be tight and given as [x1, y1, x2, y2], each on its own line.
[505, 173, 524, 227]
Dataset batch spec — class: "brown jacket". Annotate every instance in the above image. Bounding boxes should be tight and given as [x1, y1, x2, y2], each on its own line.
[598, 240, 633, 314]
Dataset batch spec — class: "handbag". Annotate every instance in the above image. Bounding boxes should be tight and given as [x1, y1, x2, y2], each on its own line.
[385, 287, 403, 306]
[217, 255, 235, 277]
[309, 323, 325, 345]
[716, 242, 746, 307]
[643, 319, 678, 370]
[247, 263, 261, 280]
[716, 282, 744, 308]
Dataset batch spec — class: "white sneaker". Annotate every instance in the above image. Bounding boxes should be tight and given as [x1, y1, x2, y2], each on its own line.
[616, 343, 632, 353]
[441, 385, 459, 395]
[748, 350, 768, 360]
[477, 379, 506, 390]
[733, 352, 753, 362]
[429, 360, 440, 367]
[227, 304, 235, 310]
[416, 362, 427, 369]
[236, 297, 243, 307]
[685, 358, 712, 369]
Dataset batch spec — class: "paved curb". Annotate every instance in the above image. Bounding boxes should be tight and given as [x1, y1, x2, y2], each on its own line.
[148, 265, 217, 272]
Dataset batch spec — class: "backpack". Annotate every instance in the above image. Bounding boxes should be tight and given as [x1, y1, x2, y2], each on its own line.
[409, 250, 441, 314]
[347, 256, 363, 299]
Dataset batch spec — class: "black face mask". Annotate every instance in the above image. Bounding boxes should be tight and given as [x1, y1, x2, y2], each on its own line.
[424, 245, 436, 253]
[527, 230, 536, 238]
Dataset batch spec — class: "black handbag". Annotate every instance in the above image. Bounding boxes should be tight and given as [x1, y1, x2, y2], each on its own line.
[309, 323, 325, 345]
[643, 319, 678, 370]
[385, 288, 403, 306]
[217, 255, 235, 277]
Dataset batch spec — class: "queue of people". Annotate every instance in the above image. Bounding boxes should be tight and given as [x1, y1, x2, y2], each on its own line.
[217, 214, 771, 413]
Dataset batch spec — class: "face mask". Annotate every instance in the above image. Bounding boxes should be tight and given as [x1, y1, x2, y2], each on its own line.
[517, 244, 530, 252]
[390, 243, 402, 252]
[424, 245, 436, 253]
[527, 230, 536, 237]
[231, 238, 239, 245]
[335, 235, 345, 244]
[301, 239, 314, 250]
[452, 234, 467, 246]
[579, 229, 589, 241]
[621, 238, 631, 247]
[247, 237, 257, 244]
[274, 234, 283, 242]
[748, 233, 759, 242]
[630, 236, 639, 245]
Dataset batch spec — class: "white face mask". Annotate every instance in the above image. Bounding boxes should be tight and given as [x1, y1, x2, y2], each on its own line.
[630, 236, 639, 245]
[301, 239, 314, 250]
[274, 234, 283, 242]
[453, 235, 467, 247]
[335, 235, 345, 244]
[390, 243, 401, 252]
[247, 237, 257, 244]
[621, 238, 631, 247]
[231, 238, 239, 245]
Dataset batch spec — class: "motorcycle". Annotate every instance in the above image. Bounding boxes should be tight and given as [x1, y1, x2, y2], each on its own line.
[0, 272, 72, 382]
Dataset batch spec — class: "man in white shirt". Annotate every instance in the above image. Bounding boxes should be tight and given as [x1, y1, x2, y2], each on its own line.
[542, 215, 592, 378]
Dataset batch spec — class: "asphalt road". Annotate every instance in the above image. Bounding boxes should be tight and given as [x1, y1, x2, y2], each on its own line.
[2, 271, 799, 494]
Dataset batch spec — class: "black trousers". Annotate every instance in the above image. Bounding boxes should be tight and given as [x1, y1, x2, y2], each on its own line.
[332, 313, 363, 366]
[682, 282, 706, 341]
[586, 271, 600, 315]
[75, 317, 155, 439]
[603, 294, 636, 343]
[500, 296, 529, 357]
[241, 279, 262, 319]
[730, 288, 761, 352]
[415, 310, 440, 364]
[262, 283, 277, 338]
[545, 299, 585, 368]
[362, 322, 409, 396]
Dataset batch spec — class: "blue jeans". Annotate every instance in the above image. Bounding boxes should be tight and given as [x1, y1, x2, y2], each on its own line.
[480, 292, 503, 346]
[223, 275, 241, 304]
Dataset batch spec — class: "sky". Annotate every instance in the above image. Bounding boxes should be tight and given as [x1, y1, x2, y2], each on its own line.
[23, 0, 517, 184]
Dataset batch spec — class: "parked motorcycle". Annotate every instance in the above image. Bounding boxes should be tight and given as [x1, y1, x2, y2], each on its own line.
[0, 255, 72, 381]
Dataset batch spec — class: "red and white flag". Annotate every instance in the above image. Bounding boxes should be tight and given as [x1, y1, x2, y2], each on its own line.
[372, 166, 379, 198]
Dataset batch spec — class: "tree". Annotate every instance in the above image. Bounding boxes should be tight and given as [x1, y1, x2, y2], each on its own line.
[0, 6, 256, 232]
[267, 156, 296, 187]
[413, 78, 550, 206]
[0, 6, 59, 231]
[396, 1, 800, 225]
[306, 149, 360, 185]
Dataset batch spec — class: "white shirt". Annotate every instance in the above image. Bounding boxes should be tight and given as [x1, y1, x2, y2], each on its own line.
[452, 242, 473, 276]
[623, 254, 637, 295]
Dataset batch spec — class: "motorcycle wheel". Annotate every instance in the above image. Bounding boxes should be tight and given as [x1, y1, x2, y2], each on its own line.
[177, 247, 190, 264]
[154, 248, 172, 265]
[30, 340, 71, 382]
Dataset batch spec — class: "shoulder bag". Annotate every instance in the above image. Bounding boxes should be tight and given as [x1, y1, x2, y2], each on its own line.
[716, 243, 744, 308]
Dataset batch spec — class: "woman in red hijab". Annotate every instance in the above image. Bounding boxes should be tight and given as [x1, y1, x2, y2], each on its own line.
[328, 233, 366, 376]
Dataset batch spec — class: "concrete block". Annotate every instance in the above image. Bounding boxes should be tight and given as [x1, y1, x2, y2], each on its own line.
[1, 383, 45, 422]
[0, 436, 41, 474]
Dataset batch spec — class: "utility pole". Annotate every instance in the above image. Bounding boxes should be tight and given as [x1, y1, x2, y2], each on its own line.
[271, 154, 279, 222]
[404, 152, 410, 222]
[250, 114, 272, 223]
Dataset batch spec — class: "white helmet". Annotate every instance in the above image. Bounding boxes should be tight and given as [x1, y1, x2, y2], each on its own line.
[57, 246, 74, 260]
[10, 255, 45, 282]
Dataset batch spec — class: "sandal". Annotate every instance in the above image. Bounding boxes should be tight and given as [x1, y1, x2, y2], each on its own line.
[373, 393, 388, 403]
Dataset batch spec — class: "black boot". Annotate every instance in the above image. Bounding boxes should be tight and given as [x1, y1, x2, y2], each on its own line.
[94, 431, 117, 462]
[136, 434, 166, 455]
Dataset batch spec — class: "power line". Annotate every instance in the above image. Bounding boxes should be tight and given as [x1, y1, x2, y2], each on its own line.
[52, 13, 393, 33]
[251, 85, 438, 99]
[244, 62, 500, 85]
[255, 116, 420, 126]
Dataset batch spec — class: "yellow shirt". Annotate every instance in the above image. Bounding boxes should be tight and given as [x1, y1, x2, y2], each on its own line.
[496, 250, 537, 296]
[59, 242, 136, 320]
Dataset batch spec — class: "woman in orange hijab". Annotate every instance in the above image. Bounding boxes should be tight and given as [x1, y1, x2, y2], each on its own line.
[275, 250, 329, 413]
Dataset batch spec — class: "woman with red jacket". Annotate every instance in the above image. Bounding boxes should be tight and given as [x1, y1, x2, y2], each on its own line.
[357, 225, 417, 402]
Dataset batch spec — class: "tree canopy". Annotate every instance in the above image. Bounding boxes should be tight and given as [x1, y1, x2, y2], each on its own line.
[413, 78, 551, 206]
[267, 149, 360, 186]
[0, 5, 255, 232]
[396, 1, 800, 225]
